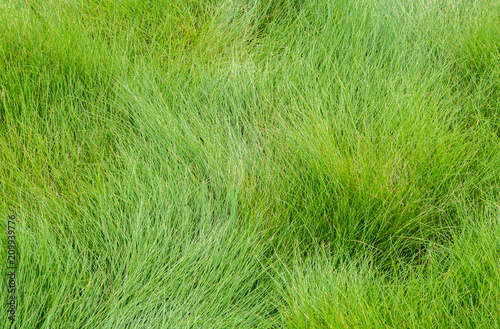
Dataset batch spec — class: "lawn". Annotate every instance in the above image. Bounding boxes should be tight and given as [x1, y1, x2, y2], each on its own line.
[1, 0, 500, 328]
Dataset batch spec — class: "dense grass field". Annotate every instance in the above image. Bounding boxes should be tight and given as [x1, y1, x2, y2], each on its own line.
[1, 0, 500, 327]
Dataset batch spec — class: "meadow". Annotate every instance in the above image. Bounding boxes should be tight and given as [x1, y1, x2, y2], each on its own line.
[1, 0, 499, 327]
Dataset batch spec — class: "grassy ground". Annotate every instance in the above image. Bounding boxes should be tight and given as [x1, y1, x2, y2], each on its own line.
[1, 0, 499, 328]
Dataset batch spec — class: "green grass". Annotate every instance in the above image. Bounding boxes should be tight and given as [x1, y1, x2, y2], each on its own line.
[1, 0, 499, 328]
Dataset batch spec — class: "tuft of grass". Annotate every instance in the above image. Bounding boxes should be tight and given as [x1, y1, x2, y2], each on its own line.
[274, 206, 500, 328]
